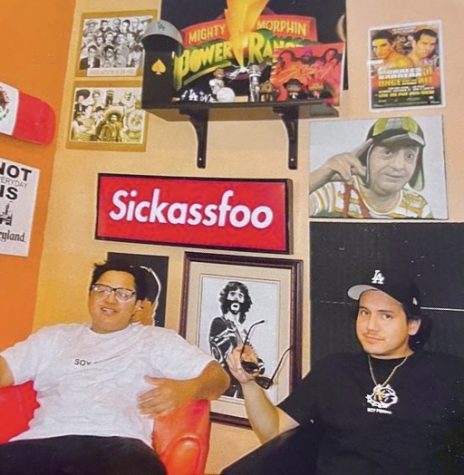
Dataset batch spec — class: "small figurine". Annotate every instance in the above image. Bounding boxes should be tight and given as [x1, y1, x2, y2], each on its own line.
[284, 78, 304, 100]
[248, 63, 261, 102]
[259, 80, 278, 102]
[209, 68, 235, 102]
[209, 68, 225, 97]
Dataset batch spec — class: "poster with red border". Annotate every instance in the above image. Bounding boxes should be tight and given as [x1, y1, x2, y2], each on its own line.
[96, 175, 291, 253]
[368, 20, 444, 111]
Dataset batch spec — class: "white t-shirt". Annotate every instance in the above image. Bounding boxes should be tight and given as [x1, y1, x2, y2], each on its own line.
[1, 323, 213, 446]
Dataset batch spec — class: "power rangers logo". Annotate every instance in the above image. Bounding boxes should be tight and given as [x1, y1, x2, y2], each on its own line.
[173, 0, 317, 90]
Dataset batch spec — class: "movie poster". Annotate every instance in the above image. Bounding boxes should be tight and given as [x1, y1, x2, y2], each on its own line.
[270, 42, 345, 105]
[0, 158, 39, 257]
[158, 0, 346, 102]
[368, 20, 444, 110]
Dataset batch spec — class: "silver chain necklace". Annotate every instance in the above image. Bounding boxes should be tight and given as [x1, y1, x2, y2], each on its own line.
[366, 354, 410, 409]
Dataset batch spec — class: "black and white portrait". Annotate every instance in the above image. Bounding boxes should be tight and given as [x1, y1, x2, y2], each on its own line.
[199, 277, 279, 400]
[107, 251, 169, 328]
[181, 253, 301, 425]
[206, 280, 267, 398]
[77, 11, 155, 77]
[68, 84, 146, 149]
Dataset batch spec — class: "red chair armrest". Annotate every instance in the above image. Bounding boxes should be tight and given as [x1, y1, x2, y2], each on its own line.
[153, 400, 211, 475]
[0, 382, 38, 443]
[0, 383, 211, 474]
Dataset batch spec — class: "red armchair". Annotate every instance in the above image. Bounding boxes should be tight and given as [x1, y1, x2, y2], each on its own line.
[0, 382, 211, 475]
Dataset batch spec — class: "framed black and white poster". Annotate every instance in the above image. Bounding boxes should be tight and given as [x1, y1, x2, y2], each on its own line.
[76, 10, 157, 77]
[181, 252, 303, 426]
[107, 251, 169, 328]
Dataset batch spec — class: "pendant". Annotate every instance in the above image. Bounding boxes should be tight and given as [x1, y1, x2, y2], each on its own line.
[366, 383, 399, 409]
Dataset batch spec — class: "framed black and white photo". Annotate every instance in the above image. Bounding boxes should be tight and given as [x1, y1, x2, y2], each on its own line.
[181, 252, 303, 427]
[67, 82, 147, 151]
[76, 10, 156, 77]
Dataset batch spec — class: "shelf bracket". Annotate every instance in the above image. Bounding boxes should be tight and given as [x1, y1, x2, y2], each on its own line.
[273, 106, 299, 170]
[179, 108, 209, 168]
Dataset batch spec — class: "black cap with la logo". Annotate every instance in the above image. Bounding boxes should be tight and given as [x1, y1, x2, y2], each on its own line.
[347, 269, 424, 318]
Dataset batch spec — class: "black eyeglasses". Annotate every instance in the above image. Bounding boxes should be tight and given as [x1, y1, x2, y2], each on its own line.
[255, 347, 291, 389]
[239, 320, 291, 390]
[90, 284, 136, 302]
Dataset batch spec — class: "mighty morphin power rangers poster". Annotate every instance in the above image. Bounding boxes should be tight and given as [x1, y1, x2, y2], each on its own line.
[159, 0, 346, 102]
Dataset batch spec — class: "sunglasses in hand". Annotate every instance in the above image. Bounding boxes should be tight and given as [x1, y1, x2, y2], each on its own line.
[239, 320, 291, 389]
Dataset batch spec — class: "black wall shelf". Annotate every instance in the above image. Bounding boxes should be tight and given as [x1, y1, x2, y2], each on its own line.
[143, 100, 338, 169]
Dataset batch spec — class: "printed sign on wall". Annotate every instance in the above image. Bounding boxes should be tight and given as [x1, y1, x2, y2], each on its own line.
[0, 158, 40, 257]
[368, 20, 444, 110]
[96, 175, 291, 253]
[159, 0, 347, 100]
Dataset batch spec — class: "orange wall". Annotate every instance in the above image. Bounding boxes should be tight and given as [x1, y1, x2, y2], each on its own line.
[0, 0, 75, 348]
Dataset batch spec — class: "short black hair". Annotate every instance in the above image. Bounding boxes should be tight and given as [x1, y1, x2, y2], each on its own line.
[372, 30, 394, 44]
[413, 28, 438, 42]
[90, 260, 147, 300]
[403, 308, 432, 351]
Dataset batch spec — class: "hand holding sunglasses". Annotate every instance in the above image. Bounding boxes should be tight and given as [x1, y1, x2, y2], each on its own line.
[239, 320, 291, 390]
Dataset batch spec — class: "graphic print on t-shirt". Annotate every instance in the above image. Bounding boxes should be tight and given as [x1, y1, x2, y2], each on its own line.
[366, 383, 399, 414]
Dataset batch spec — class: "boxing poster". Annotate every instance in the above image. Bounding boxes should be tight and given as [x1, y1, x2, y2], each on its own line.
[368, 20, 444, 110]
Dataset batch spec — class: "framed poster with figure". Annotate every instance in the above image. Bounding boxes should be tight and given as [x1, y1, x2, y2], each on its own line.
[180, 252, 303, 427]
[67, 82, 147, 151]
[107, 251, 169, 328]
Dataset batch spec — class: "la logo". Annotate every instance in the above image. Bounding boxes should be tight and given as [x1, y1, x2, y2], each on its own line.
[371, 269, 385, 285]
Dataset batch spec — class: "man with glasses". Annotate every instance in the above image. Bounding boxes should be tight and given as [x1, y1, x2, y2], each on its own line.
[0, 260, 229, 475]
[309, 117, 433, 219]
[222, 270, 464, 474]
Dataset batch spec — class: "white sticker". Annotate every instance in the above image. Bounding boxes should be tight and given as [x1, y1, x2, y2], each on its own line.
[0, 82, 19, 136]
[0, 157, 40, 257]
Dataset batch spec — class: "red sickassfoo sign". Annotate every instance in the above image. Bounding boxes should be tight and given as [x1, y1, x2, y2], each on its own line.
[96, 175, 291, 253]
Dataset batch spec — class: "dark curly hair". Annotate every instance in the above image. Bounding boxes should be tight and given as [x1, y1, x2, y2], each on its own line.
[219, 281, 253, 324]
